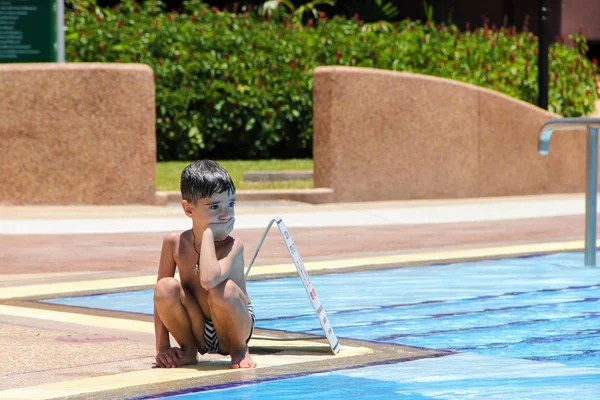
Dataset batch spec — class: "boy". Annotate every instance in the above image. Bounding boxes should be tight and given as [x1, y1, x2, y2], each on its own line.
[153, 160, 256, 369]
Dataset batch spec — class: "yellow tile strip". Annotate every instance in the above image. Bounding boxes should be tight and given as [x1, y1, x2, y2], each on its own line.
[0, 271, 94, 282]
[0, 275, 157, 300]
[248, 240, 584, 276]
[0, 304, 155, 332]
[0, 240, 583, 301]
[0, 304, 339, 351]
[0, 345, 370, 400]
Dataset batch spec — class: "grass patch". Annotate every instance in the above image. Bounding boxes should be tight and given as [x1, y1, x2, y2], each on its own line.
[156, 159, 314, 191]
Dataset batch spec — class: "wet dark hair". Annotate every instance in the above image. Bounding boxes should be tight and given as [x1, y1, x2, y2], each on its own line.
[180, 160, 236, 204]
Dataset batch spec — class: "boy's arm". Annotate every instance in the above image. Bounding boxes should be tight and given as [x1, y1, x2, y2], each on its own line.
[154, 232, 177, 351]
[199, 227, 243, 290]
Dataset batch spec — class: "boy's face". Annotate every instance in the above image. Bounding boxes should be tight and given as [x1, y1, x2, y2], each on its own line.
[183, 191, 236, 240]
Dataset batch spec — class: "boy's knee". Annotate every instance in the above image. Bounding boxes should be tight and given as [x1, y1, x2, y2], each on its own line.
[209, 279, 240, 305]
[154, 277, 182, 303]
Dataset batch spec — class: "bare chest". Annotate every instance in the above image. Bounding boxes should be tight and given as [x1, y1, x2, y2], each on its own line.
[174, 249, 206, 301]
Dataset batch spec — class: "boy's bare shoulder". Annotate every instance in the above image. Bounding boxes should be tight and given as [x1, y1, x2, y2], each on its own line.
[163, 230, 186, 247]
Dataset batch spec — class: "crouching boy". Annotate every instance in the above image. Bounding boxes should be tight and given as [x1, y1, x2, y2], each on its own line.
[154, 160, 256, 369]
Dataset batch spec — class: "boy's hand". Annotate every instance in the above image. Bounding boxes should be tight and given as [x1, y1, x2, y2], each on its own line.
[155, 347, 183, 368]
[207, 218, 235, 241]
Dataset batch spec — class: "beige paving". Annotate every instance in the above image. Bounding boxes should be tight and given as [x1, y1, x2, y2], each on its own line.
[0, 345, 370, 400]
[0, 323, 150, 376]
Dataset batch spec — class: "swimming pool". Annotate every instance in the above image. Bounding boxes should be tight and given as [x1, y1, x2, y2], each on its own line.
[134, 354, 600, 400]
[46, 252, 600, 398]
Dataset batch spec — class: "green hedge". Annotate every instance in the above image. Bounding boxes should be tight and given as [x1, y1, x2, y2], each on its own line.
[66, 0, 599, 161]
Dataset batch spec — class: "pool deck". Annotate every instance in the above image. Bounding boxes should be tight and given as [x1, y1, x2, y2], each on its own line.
[0, 193, 594, 399]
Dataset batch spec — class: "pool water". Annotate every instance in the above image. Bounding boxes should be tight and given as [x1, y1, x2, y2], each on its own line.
[142, 354, 600, 400]
[46, 252, 600, 399]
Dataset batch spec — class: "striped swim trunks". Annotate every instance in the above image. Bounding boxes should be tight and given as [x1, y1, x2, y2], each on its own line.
[201, 303, 255, 356]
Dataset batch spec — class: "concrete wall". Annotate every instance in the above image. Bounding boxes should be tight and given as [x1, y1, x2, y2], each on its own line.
[0, 63, 156, 205]
[313, 66, 585, 202]
[561, 0, 600, 41]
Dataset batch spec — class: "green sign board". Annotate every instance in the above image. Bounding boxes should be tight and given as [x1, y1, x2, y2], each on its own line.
[0, 0, 57, 62]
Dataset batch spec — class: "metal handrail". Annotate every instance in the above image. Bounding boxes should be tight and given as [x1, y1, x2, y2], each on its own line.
[245, 218, 278, 279]
[539, 118, 600, 155]
[538, 117, 600, 266]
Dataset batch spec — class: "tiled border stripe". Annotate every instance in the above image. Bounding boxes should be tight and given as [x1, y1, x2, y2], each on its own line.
[0, 240, 584, 301]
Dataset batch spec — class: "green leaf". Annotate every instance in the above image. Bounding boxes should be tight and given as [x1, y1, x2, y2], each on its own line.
[245, 118, 256, 131]
[188, 126, 199, 138]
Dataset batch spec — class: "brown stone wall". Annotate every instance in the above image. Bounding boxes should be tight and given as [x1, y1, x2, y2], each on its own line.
[0, 63, 156, 205]
[561, 0, 600, 41]
[313, 66, 586, 202]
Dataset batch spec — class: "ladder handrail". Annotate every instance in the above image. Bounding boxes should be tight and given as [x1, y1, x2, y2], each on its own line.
[538, 118, 600, 155]
[245, 217, 279, 279]
[538, 117, 600, 266]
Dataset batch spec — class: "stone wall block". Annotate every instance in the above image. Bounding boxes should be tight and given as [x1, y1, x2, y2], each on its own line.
[0, 63, 156, 205]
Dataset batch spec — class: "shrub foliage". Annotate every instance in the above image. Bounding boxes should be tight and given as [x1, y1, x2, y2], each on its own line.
[66, 0, 599, 160]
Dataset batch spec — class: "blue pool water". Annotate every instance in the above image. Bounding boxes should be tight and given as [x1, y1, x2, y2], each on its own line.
[141, 354, 600, 400]
[46, 252, 600, 398]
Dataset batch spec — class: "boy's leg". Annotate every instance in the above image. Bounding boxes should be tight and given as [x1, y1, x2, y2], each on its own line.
[154, 277, 206, 365]
[207, 279, 256, 369]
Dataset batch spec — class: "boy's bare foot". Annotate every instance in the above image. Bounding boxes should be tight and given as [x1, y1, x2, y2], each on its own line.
[177, 347, 198, 366]
[230, 346, 256, 369]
